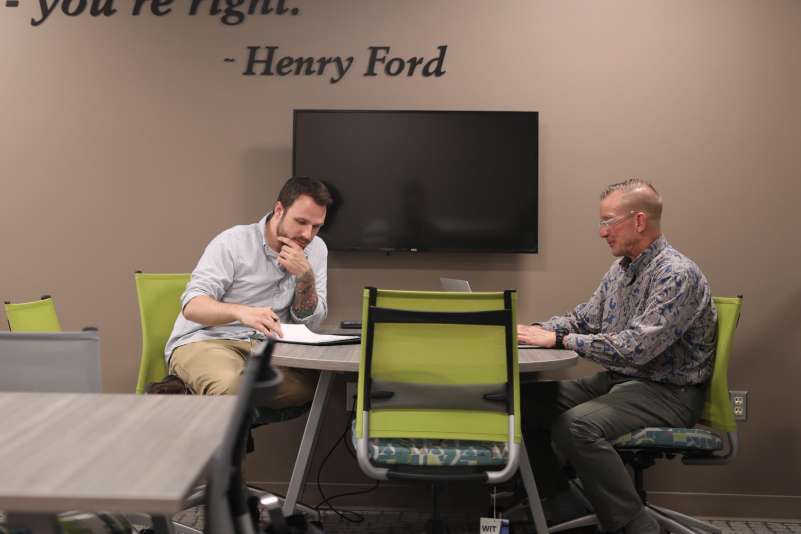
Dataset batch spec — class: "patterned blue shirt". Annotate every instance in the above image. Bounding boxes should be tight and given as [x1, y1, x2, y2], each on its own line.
[541, 237, 717, 386]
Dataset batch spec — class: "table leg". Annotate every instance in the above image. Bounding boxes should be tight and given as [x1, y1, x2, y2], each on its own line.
[282, 370, 335, 516]
[519, 439, 550, 534]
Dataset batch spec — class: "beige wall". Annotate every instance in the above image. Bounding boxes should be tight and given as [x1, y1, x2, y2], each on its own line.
[2, 0, 800, 517]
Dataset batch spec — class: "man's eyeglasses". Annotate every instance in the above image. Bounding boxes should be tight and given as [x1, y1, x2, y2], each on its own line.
[599, 211, 638, 228]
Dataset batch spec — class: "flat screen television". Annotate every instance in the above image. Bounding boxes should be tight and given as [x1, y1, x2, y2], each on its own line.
[292, 109, 538, 253]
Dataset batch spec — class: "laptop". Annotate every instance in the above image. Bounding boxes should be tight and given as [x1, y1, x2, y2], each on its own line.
[439, 278, 472, 292]
[439, 278, 539, 348]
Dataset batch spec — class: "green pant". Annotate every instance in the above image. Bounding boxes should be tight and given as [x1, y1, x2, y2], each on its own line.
[521, 372, 705, 531]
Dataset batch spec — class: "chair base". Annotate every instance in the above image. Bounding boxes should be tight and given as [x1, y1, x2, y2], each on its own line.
[649, 504, 722, 534]
[180, 483, 320, 526]
[547, 513, 598, 533]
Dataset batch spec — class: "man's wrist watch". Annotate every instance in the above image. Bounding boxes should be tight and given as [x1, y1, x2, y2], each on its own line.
[554, 328, 568, 350]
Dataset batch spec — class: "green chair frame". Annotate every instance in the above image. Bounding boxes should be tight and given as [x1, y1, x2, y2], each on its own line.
[545, 295, 744, 534]
[4, 295, 62, 332]
[134, 272, 190, 394]
[134, 272, 316, 527]
[355, 287, 524, 531]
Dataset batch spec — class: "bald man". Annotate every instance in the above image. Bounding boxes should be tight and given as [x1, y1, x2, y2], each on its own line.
[518, 179, 717, 533]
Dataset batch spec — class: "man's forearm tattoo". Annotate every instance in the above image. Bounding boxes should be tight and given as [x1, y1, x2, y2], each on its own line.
[292, 270, 318, 318]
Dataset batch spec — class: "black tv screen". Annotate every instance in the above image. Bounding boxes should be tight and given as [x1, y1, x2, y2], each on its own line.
[292, 110, 538, 253]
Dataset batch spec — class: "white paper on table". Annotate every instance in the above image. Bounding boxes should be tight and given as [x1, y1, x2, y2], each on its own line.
[274, 323, 359, 346]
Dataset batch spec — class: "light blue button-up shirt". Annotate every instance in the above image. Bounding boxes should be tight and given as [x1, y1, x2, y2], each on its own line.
[165, 213, 328, 362]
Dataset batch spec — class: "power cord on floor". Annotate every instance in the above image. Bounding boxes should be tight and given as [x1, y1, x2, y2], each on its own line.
[313, 407, 380, 523]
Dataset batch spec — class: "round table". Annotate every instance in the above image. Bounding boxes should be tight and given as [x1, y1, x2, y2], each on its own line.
[271, 341, 578, 516]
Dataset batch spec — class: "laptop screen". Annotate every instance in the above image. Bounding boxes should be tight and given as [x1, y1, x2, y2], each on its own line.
[439, 278, 472, 292]
[437, 280, 541, 349]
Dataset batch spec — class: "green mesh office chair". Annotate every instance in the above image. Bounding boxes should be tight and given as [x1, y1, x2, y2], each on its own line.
[547, 296, 744, 534]
[4, 295, 62, 332]
[134, 272, 190, 394]
[134, 272, 315, 527]
[133, 271, 311, 422]
[354, 287, 526, 533]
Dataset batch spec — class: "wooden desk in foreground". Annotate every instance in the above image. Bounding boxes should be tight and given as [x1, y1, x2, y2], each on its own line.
[0, 393, 236, 524]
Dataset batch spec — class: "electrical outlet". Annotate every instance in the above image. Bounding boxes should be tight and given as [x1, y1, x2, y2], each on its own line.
[346, 381, 357, 412]
[729, 390, 748, 421]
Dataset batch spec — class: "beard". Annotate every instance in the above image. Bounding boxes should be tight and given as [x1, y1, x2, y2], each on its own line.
[276, 214, 310, 249]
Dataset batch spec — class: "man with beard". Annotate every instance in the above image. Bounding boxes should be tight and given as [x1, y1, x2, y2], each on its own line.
[517, 179, 716, 533]
[165, 176, 331, 408]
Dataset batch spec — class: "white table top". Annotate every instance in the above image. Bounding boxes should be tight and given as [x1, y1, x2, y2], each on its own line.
[0, 393, 236, 514]
[272, 341, 578, 373]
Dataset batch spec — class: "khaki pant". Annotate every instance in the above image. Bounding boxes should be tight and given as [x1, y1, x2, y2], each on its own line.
[169, 339, 318, 409]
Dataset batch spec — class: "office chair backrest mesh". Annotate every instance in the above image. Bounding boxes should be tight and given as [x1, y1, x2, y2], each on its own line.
[4, 297, 62, 332]
[700, 296, 742, 433]
[0, 331, 102, 393]
[356, 288, 520, 444]
[134, 273, 190, 394]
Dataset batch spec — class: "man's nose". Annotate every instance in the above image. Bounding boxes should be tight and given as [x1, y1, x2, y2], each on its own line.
[599, 226, 609, 238]
[302, 226, 313, 240]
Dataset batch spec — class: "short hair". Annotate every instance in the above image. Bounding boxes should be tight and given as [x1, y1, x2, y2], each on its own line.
[601, 178, 662, 223]
[277, 176, 332, 209]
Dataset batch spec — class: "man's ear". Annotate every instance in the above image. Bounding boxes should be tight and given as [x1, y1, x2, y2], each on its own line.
[274, 201, 285, 218]
[635, 212, 646, 233]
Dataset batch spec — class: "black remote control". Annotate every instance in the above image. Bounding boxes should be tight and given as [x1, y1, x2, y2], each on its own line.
[340, 320, 362, 329]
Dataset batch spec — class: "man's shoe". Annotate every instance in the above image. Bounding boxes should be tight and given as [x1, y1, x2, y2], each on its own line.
[145, 374, 191, 394]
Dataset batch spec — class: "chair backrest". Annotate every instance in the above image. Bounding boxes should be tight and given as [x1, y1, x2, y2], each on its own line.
[4, 296, 62, 332]
[355, 288, 520, 445]
[134, 272, 190, 394]
[0, 331, 102, 393]
[699, 296, 743, 433]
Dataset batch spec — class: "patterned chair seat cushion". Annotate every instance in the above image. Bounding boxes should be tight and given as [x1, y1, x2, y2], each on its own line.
[350, 420, 508, 467]
[613, 427, 723, 451]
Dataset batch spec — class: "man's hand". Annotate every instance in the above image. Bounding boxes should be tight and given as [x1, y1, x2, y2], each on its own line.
[237, 306, 284, 338]
[183, 296, 284, 336]
[517, 324, 557, 347]
[277, 237, 312, 278]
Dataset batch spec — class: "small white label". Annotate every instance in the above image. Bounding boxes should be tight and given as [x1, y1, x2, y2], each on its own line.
[479, 517, 509, 533]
